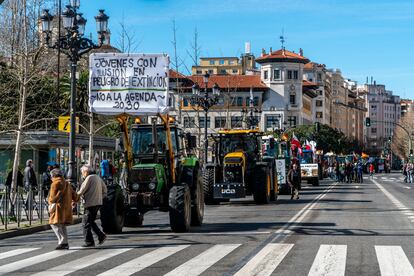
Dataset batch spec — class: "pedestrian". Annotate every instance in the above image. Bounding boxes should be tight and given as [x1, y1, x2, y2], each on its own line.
[357, 162, 363, 183]
[408, 163, 414, 184]
[287, 163, 301, 200]
[24, 159, 37, 191]
[345, 162, 352, 183]
[100, 159, 110, 183]
[369, 163, 375, 178]
[339, 163, 345, 182]
[5, 168, 24, 190]
[42, 165, 53, 199]
[403, 162, 407, 183]
[77, 165, 108, 247]
[48, 168, 78, 250]
[335, 161, 340, 182]
[24, 159, 37, 209]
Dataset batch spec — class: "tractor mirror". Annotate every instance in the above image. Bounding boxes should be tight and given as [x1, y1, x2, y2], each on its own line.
[269, 138, 275, 149]
[186, 133, 197, 149]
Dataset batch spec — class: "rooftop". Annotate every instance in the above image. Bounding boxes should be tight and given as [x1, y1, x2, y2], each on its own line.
[256, 49, 310, 64]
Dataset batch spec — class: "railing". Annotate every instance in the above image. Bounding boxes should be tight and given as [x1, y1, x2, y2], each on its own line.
[0, 182, 81, 232]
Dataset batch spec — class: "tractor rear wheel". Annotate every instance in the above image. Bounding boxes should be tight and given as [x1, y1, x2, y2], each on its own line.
[100, 184, 125, 234]
[269, 167, 278, 201]
[169, 185, 191, 232]
[191, 170, 204, 226]
[253, 166, 271, 204]
[203, 167, 219, 205]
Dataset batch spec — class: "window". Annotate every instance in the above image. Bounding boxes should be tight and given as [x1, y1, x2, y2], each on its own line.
[229, 60, 234, 65]
[287, 70, 292, 79]
[245, 97, 251, 106]
[231, 116, 242, 128]
[288, 116, 297, 127]
[266, 115, 281, 129]
[273, 69, 281, 80]
[264, 70, 268, 80]
[318, 90, 323, 96]
[215, 117, 226, 128]
[199, 117, 211, 128]
[253, 96, 259, 106]
[232, 69, 238, 74]
[289, 94, 296, 105]
[316, 100, 323, 107]
[317, 73, 322, 82]
[196, 70, 202, 74]
[209, 60, 215, 65]
[236, 97, 243, 106]
[316, 112, 323, 118]
[183, 98, 189, 107]
[220, 69, 227, 74]
[219, 59, 224, 65]
[293, 70, 298, 79]
[208, 69, 213, 74]
[371, 128, 377, 134]
[184, 117, 195, 128]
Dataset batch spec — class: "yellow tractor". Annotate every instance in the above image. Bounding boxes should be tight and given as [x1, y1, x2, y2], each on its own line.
[203, 129, 278, 204]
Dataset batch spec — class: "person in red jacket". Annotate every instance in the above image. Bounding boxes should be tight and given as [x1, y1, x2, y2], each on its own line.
[369, 163, 375, 178]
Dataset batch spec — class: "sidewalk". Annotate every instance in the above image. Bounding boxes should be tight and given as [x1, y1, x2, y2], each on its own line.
[0, 215, 82, 240]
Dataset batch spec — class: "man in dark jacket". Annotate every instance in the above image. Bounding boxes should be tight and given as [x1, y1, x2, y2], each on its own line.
[24, 159, 37, 191]
[288, 163, 301, 200]
[24, 159, 37, 210]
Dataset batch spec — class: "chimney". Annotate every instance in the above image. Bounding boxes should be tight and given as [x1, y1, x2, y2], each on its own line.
[245, 42, 251, 54]
[270, 47, 272, 53]
[299, 48, 303, 56]
[261, 48, 266, 56]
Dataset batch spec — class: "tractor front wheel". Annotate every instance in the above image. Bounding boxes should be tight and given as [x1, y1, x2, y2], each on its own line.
[203, 167, 219, 205]
[100, 184, 125, 234]
[169, 185, 191, 232]
[253, 166, 271, 204]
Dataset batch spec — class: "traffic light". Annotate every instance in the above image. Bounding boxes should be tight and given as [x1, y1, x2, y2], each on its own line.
[365, 117, 371, 127]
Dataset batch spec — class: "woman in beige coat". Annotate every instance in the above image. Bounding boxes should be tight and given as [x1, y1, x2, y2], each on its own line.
[48, 169, 78, 250]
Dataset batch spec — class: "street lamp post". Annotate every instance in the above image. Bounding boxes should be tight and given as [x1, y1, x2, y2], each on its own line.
[40, 4, 109, 187]
[190, 73, 220, 164]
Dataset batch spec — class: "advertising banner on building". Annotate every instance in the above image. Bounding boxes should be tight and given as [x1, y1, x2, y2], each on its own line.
[89, 53, 169, 116]
[276, 159, 286, 184]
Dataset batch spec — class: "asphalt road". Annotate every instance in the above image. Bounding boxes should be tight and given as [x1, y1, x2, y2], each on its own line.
[1, 172, 414, 275]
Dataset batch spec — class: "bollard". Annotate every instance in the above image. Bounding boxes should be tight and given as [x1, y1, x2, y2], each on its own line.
[29, 189, 32, 226]
[4, 185, 8, 231]
[39, 182, 43, 224]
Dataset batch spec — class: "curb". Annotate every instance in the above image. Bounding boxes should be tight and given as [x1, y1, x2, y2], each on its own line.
[0, 217, 82, 240]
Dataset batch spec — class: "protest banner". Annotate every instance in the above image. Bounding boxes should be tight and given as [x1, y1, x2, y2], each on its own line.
[89, 53, 169, 115]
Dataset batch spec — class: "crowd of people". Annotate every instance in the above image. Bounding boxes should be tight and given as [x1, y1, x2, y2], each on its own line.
[403, 162, 414, 183]
[329, 161, 374, 183]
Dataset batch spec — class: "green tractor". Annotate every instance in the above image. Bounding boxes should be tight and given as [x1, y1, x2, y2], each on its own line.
[203, 129, 278, 205]
[100, 115, 204, 233]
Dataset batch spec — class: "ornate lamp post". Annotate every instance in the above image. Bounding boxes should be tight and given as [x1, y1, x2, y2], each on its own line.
[190, 73, 220, 164]
[40, 4, 109, 187]
[241, 97, 261, 129]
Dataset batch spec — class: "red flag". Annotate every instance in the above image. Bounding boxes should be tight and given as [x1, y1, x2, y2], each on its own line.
[291, 132, 301, 150]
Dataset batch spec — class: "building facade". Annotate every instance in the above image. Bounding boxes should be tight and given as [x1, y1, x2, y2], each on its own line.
[358, 83, 401, 154]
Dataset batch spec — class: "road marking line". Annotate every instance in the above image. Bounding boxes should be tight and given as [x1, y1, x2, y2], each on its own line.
[33, 248, 131, 276]
[308, 245, 347, 276]
[0, 247, 39, 261]
[373, 179, 414, 222]
[165, 244, 240, 276]
[98, 245, 189, 276]
[404, 186, 412, 189]
[234, 243, 294, 276]
[0, 249, 77, 274]
[375, 246, 414, 276]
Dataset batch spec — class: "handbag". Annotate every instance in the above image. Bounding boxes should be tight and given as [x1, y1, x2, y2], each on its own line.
[48, 182, 67, 214]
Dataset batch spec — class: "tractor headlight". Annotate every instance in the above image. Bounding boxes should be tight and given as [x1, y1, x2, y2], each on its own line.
[131, 183, 140, 191]
[148, 182, 156, 190]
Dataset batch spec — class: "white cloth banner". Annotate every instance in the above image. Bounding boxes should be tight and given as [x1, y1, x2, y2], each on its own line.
[276, 159, 286, 184]
[89, 53, 170, 116]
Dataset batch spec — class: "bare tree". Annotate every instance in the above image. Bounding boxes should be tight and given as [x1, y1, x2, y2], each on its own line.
[117, 14, 140, 54]
[392, 107, 414, 161]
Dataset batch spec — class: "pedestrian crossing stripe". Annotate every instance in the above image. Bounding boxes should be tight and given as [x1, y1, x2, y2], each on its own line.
[0, 244, 414, 275]
[375, 246, 414, 276]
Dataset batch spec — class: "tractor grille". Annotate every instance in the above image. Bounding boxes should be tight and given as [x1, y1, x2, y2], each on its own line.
[131, 167, 156, 184]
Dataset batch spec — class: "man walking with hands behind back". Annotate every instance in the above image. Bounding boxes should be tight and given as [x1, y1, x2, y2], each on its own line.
[78, 165, 107, 247]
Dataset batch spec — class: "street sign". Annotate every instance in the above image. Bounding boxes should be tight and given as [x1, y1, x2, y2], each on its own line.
[88, 53, 170, 116]
[58, 116, 79, 133]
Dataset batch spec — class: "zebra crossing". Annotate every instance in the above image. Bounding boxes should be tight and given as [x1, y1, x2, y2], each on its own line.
[0, 243, 413, 275]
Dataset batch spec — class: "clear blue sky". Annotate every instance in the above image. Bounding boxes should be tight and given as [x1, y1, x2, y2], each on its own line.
[76, 0, 414, 98]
